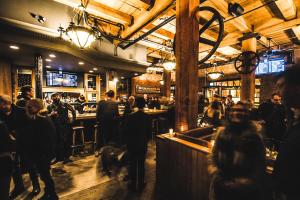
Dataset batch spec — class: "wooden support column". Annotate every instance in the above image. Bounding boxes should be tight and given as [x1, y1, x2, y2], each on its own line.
[35, 55, 43, 99]
[0, 60, 12, 97]
[175, 0, 199, 132]
[163, 70, 171, 98]
[241, 37, 257, 103]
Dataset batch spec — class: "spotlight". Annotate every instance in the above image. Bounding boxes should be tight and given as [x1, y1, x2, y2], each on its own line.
[29, 12, 46, 23]
[89, 70, 94, 73]
[228, 3, 244, 17]
[79, 61, 84, 65]
[10, 45, 19, 50]
[45, 65, 52, 69]
[49, 54, 56, 58]
[45, 58, 52, 62]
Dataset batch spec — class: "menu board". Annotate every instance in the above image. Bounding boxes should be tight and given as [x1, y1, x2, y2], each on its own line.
[136, 85, 161, 94]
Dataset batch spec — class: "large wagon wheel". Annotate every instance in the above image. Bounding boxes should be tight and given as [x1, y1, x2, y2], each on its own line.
[234, 51, 260, 74]
[172, 6, 224, 64]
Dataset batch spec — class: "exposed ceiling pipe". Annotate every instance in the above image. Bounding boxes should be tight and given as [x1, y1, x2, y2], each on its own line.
[118, 0, 175, 46]
[120, 14, 175, 49]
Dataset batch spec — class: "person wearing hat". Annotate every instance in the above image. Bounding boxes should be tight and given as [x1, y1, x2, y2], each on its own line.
[95, 90, 119, 156]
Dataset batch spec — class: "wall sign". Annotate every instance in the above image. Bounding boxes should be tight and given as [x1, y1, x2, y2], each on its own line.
[136, 85, 161, 94]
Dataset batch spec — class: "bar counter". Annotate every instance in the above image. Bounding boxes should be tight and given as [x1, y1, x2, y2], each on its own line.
[73, 109, 168, 120]
[156, 128, 275, 200]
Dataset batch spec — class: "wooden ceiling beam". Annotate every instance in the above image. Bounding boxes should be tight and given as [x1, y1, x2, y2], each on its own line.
[257, 17, 300, 36]
[144, 24, 174, 40]
[121, 0, 175, 39]
[275, 0, 297, 20]
[204, 0, 251, 32]
[53, 0, 133, 25]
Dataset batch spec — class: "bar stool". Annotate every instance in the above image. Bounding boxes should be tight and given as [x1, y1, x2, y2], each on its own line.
[71, 126, 85, 156]
[93, 124, 99, 152]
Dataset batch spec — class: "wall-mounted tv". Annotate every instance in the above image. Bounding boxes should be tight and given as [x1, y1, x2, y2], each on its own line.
[255, 59, 285, 75]
[46, 71, 78, 87]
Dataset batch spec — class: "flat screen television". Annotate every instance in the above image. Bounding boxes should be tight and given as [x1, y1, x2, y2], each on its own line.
[46, 71, 78, 87]
[255, 59, 285, 75]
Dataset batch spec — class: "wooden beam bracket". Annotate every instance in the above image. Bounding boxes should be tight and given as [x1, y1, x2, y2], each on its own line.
[238, 32, 260, 42]
[147, 0, 156, 11]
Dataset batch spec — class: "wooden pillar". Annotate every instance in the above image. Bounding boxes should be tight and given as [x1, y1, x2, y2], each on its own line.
[241, 38, 257, 103]
[35, 55, 43, 99]
[0, 60, 12, 97]
[163, 70, 171, 98]
[175, 0, 199, 132]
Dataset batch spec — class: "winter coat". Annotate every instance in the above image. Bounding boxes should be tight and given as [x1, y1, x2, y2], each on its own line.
[208, 122, 266, 200]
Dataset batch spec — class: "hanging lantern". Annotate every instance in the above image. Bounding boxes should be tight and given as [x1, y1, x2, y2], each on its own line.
[66, 23, 95, 49]
[163, 61, 176, 71]
[207, 71, 224, 80]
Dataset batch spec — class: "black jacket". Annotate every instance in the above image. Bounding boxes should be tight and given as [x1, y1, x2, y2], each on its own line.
[47, 101, 76, 124]
[125, 110, 152, 153]
[258, 100, 286, 140]
[21, 114, 56, 160]
[0, 104, 29, 150]
[209, 122, 266, 200]
[96, 99, 119, 123]
[0, 121, 15, 177]
[0, 121, 15, 154]
[273, 118, 300, 197]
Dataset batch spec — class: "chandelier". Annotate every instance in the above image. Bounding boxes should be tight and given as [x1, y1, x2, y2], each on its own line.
[58, 3, 99, 49]
[207, 62, 224, 80]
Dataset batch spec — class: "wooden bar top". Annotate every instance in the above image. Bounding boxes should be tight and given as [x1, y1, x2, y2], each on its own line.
[157, 133, 211, 154]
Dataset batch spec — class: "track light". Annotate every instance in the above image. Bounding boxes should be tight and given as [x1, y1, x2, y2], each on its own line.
[228, 3, 244, 17]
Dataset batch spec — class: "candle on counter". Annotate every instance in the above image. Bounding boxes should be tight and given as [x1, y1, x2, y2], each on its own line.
[210, 140, 215, 147]
[169, 128, 174, 137]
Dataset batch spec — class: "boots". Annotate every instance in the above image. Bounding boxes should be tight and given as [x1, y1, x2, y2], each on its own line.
[9, 186, 25, 199]
[38, 192, 59, 200]
[30, 179, 41, 196]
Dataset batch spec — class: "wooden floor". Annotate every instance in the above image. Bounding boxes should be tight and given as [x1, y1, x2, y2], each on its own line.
[13, 140, 162, 200]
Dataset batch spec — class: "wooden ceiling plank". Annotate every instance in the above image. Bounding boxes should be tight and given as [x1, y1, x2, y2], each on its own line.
[121, 0, 175, 39]
[53, 0, 132, 25]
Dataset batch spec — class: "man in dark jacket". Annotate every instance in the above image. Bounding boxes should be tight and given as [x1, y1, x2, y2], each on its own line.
[96, 90, 119, 152]
[125, 97, 152, 191]
[48, 93, 76, 163]
[0, 94, 40, 198]
[258, 93, 286, 149]
[208, 102, 266, 200]
[16, 85, 33, 107]
[0, 121, 15, 200]
[273, 67, 300, 200]
[25, 99, 58, 200]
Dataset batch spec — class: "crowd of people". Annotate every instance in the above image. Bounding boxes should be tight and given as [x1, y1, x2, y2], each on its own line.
[207, 67, 300, 200]
[0, 66, 299, 200]
[0, 87, 164, 199]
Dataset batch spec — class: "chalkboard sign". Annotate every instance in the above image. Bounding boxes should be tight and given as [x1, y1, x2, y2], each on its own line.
[136, 85, 161, 94]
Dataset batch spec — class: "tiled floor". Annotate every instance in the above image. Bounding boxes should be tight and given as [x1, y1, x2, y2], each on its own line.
[13, 141, 160, 200]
